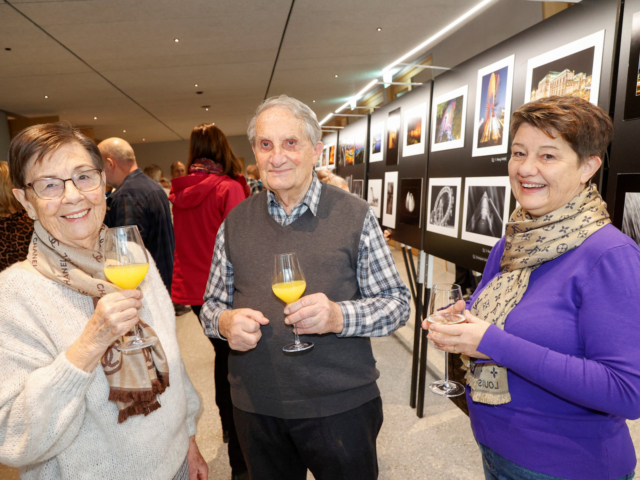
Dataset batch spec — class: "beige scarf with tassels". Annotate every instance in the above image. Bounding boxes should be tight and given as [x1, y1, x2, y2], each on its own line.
[462, 184, 610, 405]
[27, 222, 170, 423]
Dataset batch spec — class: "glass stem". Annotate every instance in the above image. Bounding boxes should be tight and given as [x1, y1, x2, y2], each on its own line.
[444, 352, 450, 386]
[293, 324, 301, 345]
[131, 323, 143, 344]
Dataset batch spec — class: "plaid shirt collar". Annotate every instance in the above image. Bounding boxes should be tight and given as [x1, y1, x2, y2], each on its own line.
[267, 171, 322, 225]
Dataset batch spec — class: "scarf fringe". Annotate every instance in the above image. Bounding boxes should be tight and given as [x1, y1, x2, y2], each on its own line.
[469, 391, 512, 405]
[117, 400, 162, 424]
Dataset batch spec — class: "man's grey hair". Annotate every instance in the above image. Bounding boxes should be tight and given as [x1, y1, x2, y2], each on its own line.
[247, 95, 322, 146]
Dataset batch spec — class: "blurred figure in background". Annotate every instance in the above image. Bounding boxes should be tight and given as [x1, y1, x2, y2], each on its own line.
[0, 161, 33, 271]
[325, 173, 350, 192]
[160, 177, 171, 189]
[245, 164, 263, 196]
[171, 161, 187, 179]
[98, 138, 175, 296]
[144, 164, 170, 196]
[170, 123, 250, 480]
[315, 168, 332, 182]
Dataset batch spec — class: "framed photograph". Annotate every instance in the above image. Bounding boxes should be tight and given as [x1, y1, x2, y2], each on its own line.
[524, 30, 605, 105]
[370, 122, 384, 163]
[354, 134, 366, 165]
[367, 179, 383, 218]
[399, 178, 423, 227]
[386, 108, 401, 166]
[345, 175, 353, 193]
[613, 173, 640, 247]
[402, 103, 427, 157]
[329, 145, 336, 167]
[461, 176, 511, 247]
[472, 55, 515, 157]
[426, 177, 462, 238]
[345, 137, 355, 165]
[431, 85, 468, 152]
[625, 13, 640, 120]
[382, 171, 399, 229]
[352, 179, 364, 198]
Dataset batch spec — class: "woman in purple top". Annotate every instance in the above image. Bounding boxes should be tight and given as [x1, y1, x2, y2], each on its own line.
[424, 96, 640, 480]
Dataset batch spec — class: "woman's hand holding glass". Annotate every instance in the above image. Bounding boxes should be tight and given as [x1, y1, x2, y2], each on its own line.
[66, 290, 143, 371]
[422, 305, 492, 360]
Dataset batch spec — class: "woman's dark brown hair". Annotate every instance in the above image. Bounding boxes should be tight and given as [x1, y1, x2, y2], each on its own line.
[187, 123, 243, 177]
[510, 95, 614, 164]
[8, 122, 103, 189]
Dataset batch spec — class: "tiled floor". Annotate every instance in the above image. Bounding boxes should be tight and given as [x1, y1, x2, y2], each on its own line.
[2, 250, 640, 479]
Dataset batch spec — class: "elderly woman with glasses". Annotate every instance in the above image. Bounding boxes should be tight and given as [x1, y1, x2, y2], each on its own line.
[0, 123, 207, 480]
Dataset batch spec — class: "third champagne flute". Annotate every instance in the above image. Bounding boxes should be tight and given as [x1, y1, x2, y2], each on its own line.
[427, 283, 466, 397]
[272, 253, 314, 353]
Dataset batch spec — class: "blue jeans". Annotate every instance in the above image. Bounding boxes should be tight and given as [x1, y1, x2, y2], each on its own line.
[478, 442, 635, 480]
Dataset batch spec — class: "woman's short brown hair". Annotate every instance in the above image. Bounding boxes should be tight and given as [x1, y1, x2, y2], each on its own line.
[510, 96, 614, 164]
[0, 161, 23, 215]
[187, 123, 243, 177]
[8, 122, 103, 189]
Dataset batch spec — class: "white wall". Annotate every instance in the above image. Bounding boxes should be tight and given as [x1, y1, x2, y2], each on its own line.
[131, 134, 255, 177]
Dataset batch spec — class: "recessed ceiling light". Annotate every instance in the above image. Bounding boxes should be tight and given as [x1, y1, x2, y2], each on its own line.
[313, 100, 316, 103]
[94, 117, 97, 120]
[142, 138, 146, 142]
[174, 38, 179, 43]
[206, 108, 209, 111]
[334, 74, 338, 78]
[5, 48, 11, 51]
[202, 105, 211, 109]
[44, 95, 48, 99]
[377, 27, 382, 31]
[123, 130, 126, 133]
[194, 84, 198, 87]
[196, 91, 203, 95]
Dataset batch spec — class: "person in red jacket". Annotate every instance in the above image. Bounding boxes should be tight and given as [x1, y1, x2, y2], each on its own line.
[170, 123, 250, 480]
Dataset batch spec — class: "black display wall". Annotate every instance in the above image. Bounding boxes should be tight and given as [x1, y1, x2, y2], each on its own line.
[423, 0, 621, 273]
[368, 83, 433, 250]
[607, 0, 640, 237]
[335, 115, 369, 198]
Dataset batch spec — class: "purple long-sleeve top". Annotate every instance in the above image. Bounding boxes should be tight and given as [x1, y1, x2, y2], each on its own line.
[466, 224, 640, 480]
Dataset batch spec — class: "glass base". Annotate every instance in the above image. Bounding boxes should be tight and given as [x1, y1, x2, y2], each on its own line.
[117, 335, 158, 352]
[429, 379, 465, 397]
[282, 341, 314, 353]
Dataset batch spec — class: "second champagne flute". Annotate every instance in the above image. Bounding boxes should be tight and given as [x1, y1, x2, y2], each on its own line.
[272, 253, 314, 353]
[427, 283, 466, 397]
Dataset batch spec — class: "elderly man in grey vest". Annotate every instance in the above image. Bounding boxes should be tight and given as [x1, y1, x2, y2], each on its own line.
[200, 95, 410, 480]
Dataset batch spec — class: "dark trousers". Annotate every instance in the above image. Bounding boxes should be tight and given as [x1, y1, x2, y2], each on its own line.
[233, 396, 384, 480]
[190, 305, 247, 474]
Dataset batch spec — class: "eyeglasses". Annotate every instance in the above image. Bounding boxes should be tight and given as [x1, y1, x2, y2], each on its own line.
[24, 169, 103, 200]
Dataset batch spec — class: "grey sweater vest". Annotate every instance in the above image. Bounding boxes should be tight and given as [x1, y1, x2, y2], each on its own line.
[224, 183, 380, 419]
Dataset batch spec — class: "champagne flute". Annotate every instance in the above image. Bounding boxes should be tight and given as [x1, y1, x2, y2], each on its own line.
[427, 283, 466, 397]
[272, 253, 314, 353]
[103, 225, 157, 351]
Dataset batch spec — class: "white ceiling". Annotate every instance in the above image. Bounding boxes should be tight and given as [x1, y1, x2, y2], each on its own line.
[0, 0, 543, 144]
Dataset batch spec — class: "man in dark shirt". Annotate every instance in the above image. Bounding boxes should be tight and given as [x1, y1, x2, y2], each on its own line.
[98, 137, 175, 294]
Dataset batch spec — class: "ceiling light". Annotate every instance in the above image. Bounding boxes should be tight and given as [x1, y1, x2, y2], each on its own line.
[377, 27, 382, 31]
[5, 48, 11, 51]
[142, 139, 146, 142]
[123, 130, 126, 133]
[196, 91, 203, 95]
[194, 84, 198, 87]
[334, 74, 339, 78]
[335, 79, 379, 114]
[174, 38, 179, 43]
[44, 95, 48, 99]
[319, 113, 333, 126]
[206, 108, 209, 111]
[313, 100, 316, 103]
[94, 117, 97, 120]
[382, 0, 496, 75]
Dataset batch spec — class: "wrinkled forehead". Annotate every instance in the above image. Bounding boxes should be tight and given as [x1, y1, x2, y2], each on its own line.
[255, 107, 307, 141]
[25, 142, 93, 181]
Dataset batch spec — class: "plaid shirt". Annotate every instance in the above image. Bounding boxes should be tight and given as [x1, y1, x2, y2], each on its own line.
[200, 172, 410, 339]
[247, 177, 263, 196]
[105, 169, 175, 293]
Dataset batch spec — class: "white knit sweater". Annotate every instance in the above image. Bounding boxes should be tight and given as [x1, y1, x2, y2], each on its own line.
[0, 259, 200, 480]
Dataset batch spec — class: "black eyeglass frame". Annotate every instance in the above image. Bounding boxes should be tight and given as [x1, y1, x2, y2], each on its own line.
[23, 168, 104, 199]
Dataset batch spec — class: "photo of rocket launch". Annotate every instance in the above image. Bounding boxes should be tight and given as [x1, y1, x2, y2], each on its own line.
[477, 65, 509, 149]
[431, 85, 467, 152]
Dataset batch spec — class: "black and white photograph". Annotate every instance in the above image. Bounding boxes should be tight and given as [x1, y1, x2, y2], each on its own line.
[386, 108, 401, 166]
[398, 178, 423, 227]
[613, 174, 640, 247]
[426, 177, 462, 238]
[352, 179, 364, 199]
[625, 12, 640, 120]
[525, 30, 605, 105]
[461, 176, 511, 247]
[367, 179, 383, 218]
[402, 103, 427, 157]
[472, 55, 515, 157]
[382, 171, 398, 228]
[345, 175, 353, 193]
[370, 121, 384, 162]
[431, 85, 468, 152]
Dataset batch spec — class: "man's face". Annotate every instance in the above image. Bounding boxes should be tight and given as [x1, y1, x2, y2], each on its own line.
[171, 162, 186, 178]
[252, 108, 322, 198]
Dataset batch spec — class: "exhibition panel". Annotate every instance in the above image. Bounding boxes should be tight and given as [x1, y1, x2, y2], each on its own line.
[424, 0, 620, 272]
[316, 132, 337, 171]
[335, 116, 369, 198]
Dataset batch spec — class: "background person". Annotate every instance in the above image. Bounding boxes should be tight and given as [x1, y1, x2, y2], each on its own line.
[171, 161, 187, 179]
[170, 123, 249, 480]
[423, 96, 640, 480]
[201, 95, 410, 480]
[0, 161, 33, 271]
[245, 164, 263, 196]
[1, 123, 207, 480]
[98, 138, 175, 296]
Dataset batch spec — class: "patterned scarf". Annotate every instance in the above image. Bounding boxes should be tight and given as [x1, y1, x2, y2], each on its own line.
[27, 222, 170, 423]
[463, 184, 610, 405]
[189, 157, 224, 175]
